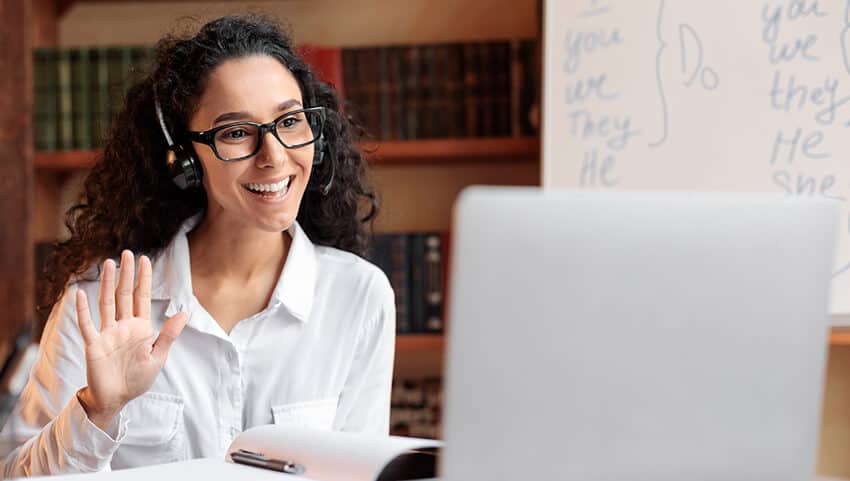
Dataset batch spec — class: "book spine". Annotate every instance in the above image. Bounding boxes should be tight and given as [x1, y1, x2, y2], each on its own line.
[445, 44, 464, 137]
[432, 45, 449, 138]
[462, 43, 480, 137]
[365, 47, 381, 139]
[297, 44, 344, 99]
[57, 48, 74, 150]
[378, 47, 391, 140]
[479, 42, 494, 137]
[408, 233, 426, 333]
[403, 45, 419, 140]
[369, 234, 411, 334]
[92, 46, 110, 146]
[72, 47, 92, 149]
[42, 49, 59, 151]
[495, 42, 512, 137]
[107, 47, 126, 129]
[510, 39, 523, 137]
[419, 45, 435, 139]
[388, 46, 404, 140]
[423, 233, 444, 333]
[391, 234, 411, 334]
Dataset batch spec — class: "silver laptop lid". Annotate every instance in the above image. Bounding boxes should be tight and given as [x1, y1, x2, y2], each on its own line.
[442, 187, 837, 481]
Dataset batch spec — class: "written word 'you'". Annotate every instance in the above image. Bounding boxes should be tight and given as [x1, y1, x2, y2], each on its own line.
[563, 27, 623, 75]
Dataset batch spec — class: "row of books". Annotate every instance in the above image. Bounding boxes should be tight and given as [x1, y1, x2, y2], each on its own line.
[33, 46, 153, 151]
[390, 377, 442, 439]
[31, 39, 539, 151]
[342, 40, 540, 140]
[367, 232, 448, 335]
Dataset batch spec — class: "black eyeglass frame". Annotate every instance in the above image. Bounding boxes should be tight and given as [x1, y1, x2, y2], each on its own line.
[187, 106, 327, 162]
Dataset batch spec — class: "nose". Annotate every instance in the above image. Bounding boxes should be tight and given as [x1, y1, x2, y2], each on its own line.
[254, 129, 288, 169]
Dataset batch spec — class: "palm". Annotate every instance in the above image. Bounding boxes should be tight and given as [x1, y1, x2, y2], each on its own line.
[76, 251, 187, 413]
[86, 315, 162, 404]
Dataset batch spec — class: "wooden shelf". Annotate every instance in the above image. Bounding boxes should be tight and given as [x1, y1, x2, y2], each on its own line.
[395, 334, 444, 353]
[831, 326, 850, 345]
[35, 149, 99, 170]
[366, 137, 539, 165]
[34, 137, 540, 171]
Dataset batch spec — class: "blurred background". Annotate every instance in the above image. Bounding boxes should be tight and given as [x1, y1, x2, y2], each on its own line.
[5, 1, 850, 478]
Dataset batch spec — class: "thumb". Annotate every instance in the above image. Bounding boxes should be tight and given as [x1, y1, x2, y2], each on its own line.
[151, 312, 188, 363]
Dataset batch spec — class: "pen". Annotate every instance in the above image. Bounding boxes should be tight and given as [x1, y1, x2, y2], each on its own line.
[230, 448, 306, 475]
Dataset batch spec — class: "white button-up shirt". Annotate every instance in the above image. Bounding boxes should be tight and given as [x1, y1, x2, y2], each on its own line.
[1, 215, 396, 478]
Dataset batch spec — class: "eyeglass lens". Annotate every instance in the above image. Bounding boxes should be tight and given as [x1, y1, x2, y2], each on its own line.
[213, 110, 322, 160]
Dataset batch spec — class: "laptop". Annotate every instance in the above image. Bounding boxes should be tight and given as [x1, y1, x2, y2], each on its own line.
[440, 187, 838, 481]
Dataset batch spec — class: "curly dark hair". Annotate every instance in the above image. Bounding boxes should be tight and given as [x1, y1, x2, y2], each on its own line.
[38, 14, 378, 325]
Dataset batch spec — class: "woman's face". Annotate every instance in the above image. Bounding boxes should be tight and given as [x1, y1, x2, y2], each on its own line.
[188, 54, 315, 233]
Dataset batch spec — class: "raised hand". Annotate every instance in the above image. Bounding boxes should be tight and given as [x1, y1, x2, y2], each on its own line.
[75, 250, 188, 430]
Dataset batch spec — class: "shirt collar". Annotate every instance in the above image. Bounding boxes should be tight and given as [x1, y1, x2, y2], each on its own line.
[272, 221, 317, 323]
[150, 214, 318, 324]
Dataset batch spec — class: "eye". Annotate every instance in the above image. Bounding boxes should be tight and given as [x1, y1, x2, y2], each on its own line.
[279, 116, 301, 129]
[225, 129, 248, 139]
[216, 125, 255, 143]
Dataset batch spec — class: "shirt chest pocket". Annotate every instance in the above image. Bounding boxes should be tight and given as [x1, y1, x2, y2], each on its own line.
[114, 392, 187, 468]
[271, 398, 338, 431]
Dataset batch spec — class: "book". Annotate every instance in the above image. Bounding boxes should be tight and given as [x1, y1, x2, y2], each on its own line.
[70, 47, 92, 149]
[30, 425, 441, 481]
[422, 234, 444, 333]
[57, 48, 74, 150]
[369, 233, 412, 334]
[296, 45, 344, 94]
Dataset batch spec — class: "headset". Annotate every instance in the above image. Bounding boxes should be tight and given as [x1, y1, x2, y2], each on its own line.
[154, 92, 334, 195]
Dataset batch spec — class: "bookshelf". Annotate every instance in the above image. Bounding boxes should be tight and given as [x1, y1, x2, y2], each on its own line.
[29, 1, 544, 388]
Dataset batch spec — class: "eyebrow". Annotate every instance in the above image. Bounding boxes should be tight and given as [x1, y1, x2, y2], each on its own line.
[212, 99, 303, 125]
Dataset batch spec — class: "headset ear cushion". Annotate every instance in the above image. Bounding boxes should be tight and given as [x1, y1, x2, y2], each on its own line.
[168, 146, 203, 190]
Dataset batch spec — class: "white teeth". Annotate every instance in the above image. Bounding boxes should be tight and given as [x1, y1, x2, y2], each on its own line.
[245, 177, 291, 193]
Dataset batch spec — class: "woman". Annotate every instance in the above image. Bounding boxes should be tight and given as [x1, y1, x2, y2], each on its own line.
[2, 14, 395, 477]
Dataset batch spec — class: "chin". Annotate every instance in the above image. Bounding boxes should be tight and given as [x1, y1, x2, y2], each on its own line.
[254, 214, 297, 233]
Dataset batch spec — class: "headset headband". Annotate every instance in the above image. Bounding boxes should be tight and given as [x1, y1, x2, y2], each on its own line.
[153, 92, 176, 147]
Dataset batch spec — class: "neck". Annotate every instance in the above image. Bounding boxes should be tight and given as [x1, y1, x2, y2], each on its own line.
[187, 211, 291, 284]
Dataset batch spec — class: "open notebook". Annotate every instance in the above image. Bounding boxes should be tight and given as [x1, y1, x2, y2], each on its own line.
[25, 424, 441, 480]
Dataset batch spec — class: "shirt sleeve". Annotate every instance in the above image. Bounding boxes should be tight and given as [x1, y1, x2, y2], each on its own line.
[1, 282, 128, 478]
[333, 273, 396, 435]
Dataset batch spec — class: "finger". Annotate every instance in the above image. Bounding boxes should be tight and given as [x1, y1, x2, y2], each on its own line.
[151, 312, 188, 363]
[75, 289, 99, 346]
[99, 259, 117, 330]
[134, 255, 152, 320]
[116, 250, 135, 321]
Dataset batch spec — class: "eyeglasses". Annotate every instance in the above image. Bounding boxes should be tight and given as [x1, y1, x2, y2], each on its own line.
[188, 106, 326, 162]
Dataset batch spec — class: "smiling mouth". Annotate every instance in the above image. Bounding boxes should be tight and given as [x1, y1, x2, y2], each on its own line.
[242, 175, 294, 198]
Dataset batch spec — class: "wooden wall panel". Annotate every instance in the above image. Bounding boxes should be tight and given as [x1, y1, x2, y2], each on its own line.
[0, 0, 34, 354]
[58, 0, 538, 47]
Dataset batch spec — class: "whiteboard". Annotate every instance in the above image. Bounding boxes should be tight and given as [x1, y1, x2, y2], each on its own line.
[543, 0, 850, 320]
